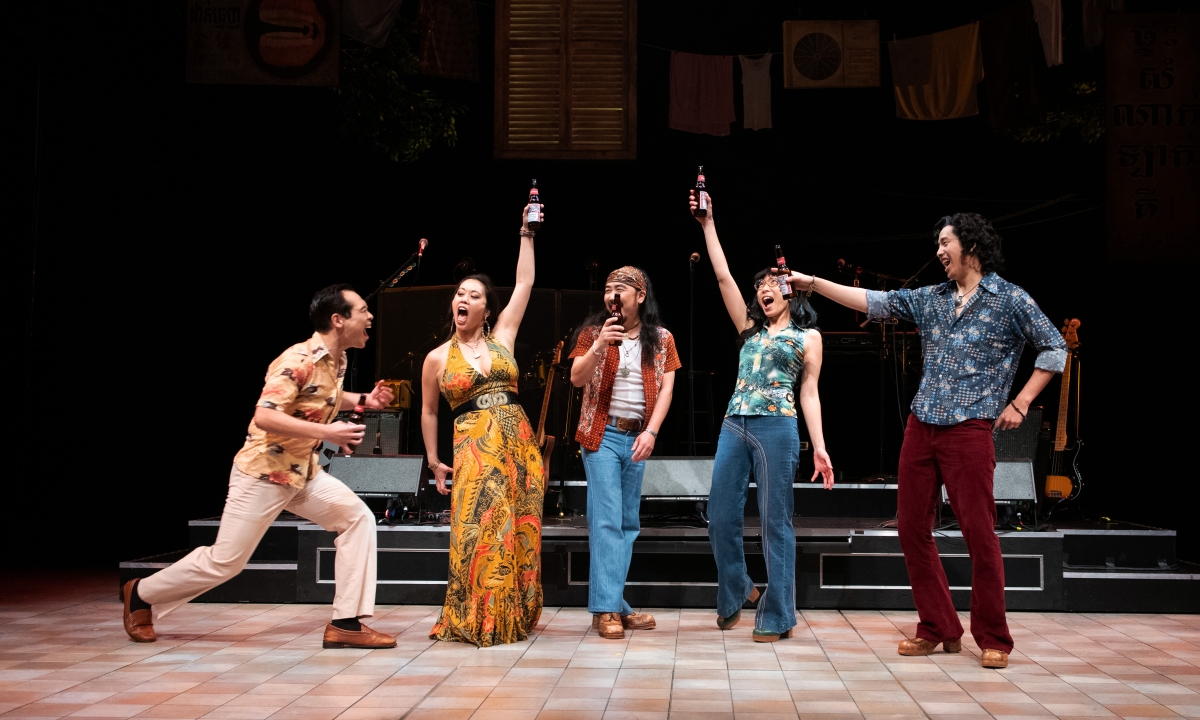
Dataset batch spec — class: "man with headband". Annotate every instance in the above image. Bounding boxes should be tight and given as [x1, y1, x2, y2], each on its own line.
[569, 267, 681, 639]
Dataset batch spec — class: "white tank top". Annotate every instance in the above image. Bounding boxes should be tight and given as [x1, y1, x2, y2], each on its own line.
[608, 338, 646, 421]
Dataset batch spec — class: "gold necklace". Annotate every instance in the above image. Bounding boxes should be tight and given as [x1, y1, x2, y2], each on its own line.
[459, 333, 484, 359]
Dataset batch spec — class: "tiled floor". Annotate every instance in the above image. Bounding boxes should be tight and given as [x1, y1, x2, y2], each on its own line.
[2, 571, 1198, 720]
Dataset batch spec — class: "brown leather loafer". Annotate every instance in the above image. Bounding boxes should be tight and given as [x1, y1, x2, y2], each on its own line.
[122, 579, 155, 643]
[981, 649, 1009, 668]
[322, 622, 397, 649]
[898, 637, 961, 656]
[596, 612, 625, 639]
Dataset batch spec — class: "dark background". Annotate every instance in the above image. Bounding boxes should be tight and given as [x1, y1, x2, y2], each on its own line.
[7, 0, 1196, 569]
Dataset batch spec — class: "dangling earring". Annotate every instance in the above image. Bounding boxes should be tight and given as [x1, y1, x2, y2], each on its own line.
[483, 318, 491, 337]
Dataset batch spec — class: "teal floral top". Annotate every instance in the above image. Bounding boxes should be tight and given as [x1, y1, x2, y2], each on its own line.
[726, 321, 808, 417]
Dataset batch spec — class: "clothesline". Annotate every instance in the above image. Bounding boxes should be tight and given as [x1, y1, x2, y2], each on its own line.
[805, 205, 1099, 243]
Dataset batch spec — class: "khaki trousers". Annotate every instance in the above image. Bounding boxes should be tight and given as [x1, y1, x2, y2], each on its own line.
[138, 464, 377, 621]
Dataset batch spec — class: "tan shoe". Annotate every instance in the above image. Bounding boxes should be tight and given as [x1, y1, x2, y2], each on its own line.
[898, 637, 961, 656]
[621, 612, 655, 630]
[596, 612, 625, 639]
[981, 649, 1009, 668]
[122, 579, 155, 643]
[322, 622, 397, 649]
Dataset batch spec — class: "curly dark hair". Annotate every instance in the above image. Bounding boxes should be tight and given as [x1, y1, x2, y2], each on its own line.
[737, 269, 818, 346]
[935, 213, 1005, 275]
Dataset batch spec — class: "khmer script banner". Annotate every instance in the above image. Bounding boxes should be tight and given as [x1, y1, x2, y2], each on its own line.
[1107, 14, 1199, 262]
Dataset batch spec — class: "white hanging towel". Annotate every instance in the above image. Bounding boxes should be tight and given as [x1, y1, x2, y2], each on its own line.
[1030, 0, 1064, 66]
[738, 54, 773, 130]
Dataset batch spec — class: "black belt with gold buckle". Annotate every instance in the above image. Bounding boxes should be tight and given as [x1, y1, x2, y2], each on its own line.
[607, 415, 642, 433]
[453, 391, 517, 421]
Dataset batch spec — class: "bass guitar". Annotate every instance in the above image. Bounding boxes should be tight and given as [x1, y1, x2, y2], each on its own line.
[1044, 318, 1081, 500]
[535, 341, 564, 479]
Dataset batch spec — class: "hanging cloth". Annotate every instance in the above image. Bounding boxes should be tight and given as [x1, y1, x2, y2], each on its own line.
[1030, 0, 1064, 66]
[342, 0, 405, 47]
[738, 54, 773, 130]
[419, 0, 480, 81]
[1082, 0, 1122, 47]
[889, 22, 984, 121]
[669, 52, 736, 136]
[982, 0, 1045, 129]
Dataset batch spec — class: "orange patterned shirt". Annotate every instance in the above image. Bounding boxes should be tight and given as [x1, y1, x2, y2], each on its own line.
[569, 326, 681, 452]
[233, 333, 346, 489]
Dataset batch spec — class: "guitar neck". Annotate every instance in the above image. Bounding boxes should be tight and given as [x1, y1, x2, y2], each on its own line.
[1053, 349, 1074, 452]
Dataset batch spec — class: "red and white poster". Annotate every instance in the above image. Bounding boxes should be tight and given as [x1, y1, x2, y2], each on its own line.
[1107, 14, 1199, 262]
[186, 0, 340, 86]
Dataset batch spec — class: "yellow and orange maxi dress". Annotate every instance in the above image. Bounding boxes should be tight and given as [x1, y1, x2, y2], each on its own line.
[431, 336, 545, 646]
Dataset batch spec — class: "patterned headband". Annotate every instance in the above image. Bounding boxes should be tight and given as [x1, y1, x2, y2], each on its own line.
[606, 266, 646, 292]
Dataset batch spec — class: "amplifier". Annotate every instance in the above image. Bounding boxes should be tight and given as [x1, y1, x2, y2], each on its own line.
[943, 459, 1036, 505]
[335, 409, 406, 455]
[327, 454, 424, 496]
[641, 457, 714, 498]
[993, 406, 1042, 460]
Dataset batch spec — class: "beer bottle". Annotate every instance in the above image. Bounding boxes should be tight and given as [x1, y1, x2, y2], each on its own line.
[526, 179, 541, 231]
[693, 166, 708, 217]
[774, 245, 794, 299]
[347, 404, 365, 454]
[609, 293, 623, 347]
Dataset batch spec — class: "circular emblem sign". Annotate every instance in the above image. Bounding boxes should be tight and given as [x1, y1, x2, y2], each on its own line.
[793, 32, 842, 81]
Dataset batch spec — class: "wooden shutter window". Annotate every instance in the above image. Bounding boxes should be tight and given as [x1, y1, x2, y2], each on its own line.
[496, 0, 636, 159]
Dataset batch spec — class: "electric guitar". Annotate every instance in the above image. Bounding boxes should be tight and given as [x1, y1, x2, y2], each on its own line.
[535, 341, 564, 479]
[1044, 319, 1081, 500]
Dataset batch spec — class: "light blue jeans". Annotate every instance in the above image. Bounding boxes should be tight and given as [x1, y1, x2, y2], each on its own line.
[581, 425, 645, 615]
[707, 415, 800, 634]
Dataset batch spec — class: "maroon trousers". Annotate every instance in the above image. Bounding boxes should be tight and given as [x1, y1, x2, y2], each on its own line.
[897, 416, 1014, 653]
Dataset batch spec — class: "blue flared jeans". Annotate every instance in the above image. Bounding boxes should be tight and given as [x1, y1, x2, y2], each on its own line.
[707, 415, 800, 634]
[581, 425, 646, 615]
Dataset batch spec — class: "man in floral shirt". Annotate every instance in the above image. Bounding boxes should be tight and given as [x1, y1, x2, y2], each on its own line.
[121, 284, 398, 649]
[788, 213, 1066, 669]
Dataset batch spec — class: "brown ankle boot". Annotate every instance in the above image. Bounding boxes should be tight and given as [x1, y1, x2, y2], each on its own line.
[596, 612, 625, 639]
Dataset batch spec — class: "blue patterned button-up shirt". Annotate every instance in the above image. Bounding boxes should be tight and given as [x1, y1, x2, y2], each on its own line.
[866, 273, 1067, 425]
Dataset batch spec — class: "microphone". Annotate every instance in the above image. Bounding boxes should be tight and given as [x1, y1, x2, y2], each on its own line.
[418, 238, 428, 258]
[689, 252, 700, 263]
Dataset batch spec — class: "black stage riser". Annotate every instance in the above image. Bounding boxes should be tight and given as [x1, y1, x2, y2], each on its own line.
[119, 518, 1200, 613]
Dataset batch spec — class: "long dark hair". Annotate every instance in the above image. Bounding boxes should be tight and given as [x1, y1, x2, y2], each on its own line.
[737, 269, 818, 346]
[936, 212, 1005, 275]
[443, 273, 500, 338]
[574, 270, 667, 359]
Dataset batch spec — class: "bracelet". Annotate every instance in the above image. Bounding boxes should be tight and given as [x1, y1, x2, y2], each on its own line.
[519, 228, 535, 237]
[361, 392, 370, 407]
[1008, 402, 1026, 419]
[428, 459, 441, 471]
[593, 344, 605, 356]
[806, 276, 816, 298]
[644, 428, 657, 438]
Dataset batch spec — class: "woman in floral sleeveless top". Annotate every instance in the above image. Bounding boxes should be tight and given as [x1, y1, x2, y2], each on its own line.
[689, 190, 835, 642]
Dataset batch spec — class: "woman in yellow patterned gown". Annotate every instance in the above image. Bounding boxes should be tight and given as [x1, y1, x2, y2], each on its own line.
[419, 204, 544, 646]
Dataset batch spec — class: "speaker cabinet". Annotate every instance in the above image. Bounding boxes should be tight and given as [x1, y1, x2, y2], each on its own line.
[993, 406, 1043, 460]
[336, 409, 406, 455]
[942, 459, 1036, 505]
[327, 455, 424, 495]
[641, 457, 714, 498]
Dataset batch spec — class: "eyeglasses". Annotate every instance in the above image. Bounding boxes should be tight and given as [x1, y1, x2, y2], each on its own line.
[753, 279, 772, 290]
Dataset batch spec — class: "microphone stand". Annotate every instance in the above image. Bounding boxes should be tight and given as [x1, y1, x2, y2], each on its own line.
[350, 249, 422, 403]
[688, 256, 697, 456]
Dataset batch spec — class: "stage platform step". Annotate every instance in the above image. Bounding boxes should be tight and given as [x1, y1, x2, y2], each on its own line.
[118, 515, 1200, 613]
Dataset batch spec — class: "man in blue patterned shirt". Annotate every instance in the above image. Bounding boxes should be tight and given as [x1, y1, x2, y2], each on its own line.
[786, 213, 1066, 669]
